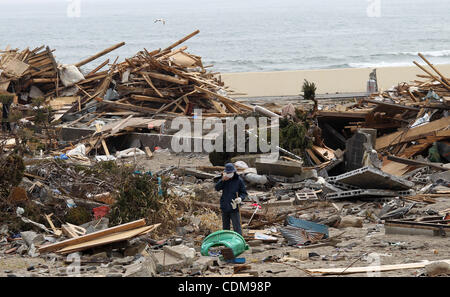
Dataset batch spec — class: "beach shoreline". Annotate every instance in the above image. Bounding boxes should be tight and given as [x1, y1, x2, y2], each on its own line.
[221, 64, 450, 98]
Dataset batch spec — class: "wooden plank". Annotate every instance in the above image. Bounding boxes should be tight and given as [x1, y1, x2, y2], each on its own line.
[376, 117, 450, 150]
[307, 259, 450, 275]
[87, 59, 110, 76]
[381, 160, 411, 177]
[38, 219, 147, 253]
[194, 86, 253, 111]
[162, 30, 200, 52]
[57, 225, 158, 254]
[95, 123, 110, 156]
[140, 71, 189, 85]
[418, 53, 450, 86]
[306, 149, 321, 165]
[109, 114, 134, 135]
[142, 74, 164, 97]
[45, 214, 62, 236]
[413, 61, 450, 91]
[363, 98, 420, 111]
[74, 42, 125, 68]
[102, 100, 158, 115]
[2, 57, 29, 77]
[157, 45, 187, 61]
[130, 94, 170, 104]
[211, 99, 227, 114]
[317, 110, 369, 119]
[62, 225, 78, 238]
[144, 146, 153, 159]
[387, 155, 448, 171]
[311, 145, 335, 161]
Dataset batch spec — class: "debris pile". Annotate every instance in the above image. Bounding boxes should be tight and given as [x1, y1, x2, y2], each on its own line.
[0, 38, 449, 277]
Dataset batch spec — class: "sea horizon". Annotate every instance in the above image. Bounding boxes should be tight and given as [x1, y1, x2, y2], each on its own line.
[1, 0, 450, 73]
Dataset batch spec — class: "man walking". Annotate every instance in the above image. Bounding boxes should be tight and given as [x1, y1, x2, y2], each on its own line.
[215, 163, 247, 235]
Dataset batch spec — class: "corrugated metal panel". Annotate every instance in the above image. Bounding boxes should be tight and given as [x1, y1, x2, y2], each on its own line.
[280, 225, 325, 246]
[286, 216, 329, 238]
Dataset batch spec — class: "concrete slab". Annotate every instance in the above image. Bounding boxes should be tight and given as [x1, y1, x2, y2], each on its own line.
[332, 166, 414, 190]
[255, 160, 302, 177]
[325, 189, 399, 200]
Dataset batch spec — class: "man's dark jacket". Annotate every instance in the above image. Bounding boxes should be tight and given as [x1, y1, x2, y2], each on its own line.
[215, 173, 248, 213]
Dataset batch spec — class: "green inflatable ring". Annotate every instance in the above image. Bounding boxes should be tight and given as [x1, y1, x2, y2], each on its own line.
[201, 230, 249, 257]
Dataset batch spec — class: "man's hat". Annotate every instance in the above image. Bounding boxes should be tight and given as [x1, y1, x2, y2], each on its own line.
[224, 163, 236, 173]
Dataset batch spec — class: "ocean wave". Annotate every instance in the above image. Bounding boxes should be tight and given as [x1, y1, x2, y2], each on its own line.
[387, 50, 450, 57]
[347, 61, 413, 68]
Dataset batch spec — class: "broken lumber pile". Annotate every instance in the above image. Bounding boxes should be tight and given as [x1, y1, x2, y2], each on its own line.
[102, 30, 251, 118]
[38, 219, 159, 254]
[316, 53, 449, 174]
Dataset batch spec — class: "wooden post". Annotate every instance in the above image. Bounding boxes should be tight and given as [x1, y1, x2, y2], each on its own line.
[162, 30, 200, 52]
[413, 61, 450, 91]
[74, 42, 125, 68]
[418, 53, 450, 85]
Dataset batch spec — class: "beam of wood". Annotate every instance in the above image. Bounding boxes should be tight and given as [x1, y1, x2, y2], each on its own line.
[102, 100, 157, 115]
[172, 99, 186, 113]
[142, 74, 164, 97]
[418, 53, 450, 86]
[140, 71, 189, 85]
[211, 100, 227, 114]
[157, 46, 188, 61]
[131, 94, 170, 103]
[221, 100, 240, 114]
[109, 114, 134, 135]
[45, 214, 62, 236]
[306, 260, 450, 275]
[30, 78, 57, 83]
[144, 146, 153, 159]
[317, 110, 369, 119]
[87, 59, 110, 76]
[194, 86, 253, 111]
[202, 113, 239, 117]
[62, 223, 86, 238]
[376, 117, 450, 150]
[387, 155, 448, 171]
[162, 30, 200, 52]
[413, 61, 450, 91]
[38, 219, 147, 253]
[74, 42, 125, 68]
[363, 98, 420, 111]
[151, 90, 197, 115]
[95, 123, 110, 156]
[306, 149, 321, 165]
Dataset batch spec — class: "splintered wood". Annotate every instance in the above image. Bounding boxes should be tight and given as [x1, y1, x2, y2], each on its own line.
[0, 30, 254, 156]
[38, 219, 160, 254]
[0, 30, 250, 118]
[317, 53, 449, 171]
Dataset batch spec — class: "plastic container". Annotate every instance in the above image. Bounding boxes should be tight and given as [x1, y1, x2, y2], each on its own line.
[201, 230, 249, 257]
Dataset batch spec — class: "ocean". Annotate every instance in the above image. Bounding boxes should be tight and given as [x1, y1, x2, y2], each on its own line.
[1, 0, 450, 73]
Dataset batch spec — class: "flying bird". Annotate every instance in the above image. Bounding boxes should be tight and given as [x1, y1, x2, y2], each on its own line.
[154, 19, 166, 25]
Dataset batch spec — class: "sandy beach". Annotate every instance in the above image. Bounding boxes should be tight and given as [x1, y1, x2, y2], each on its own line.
[222, 64, 450, 97]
